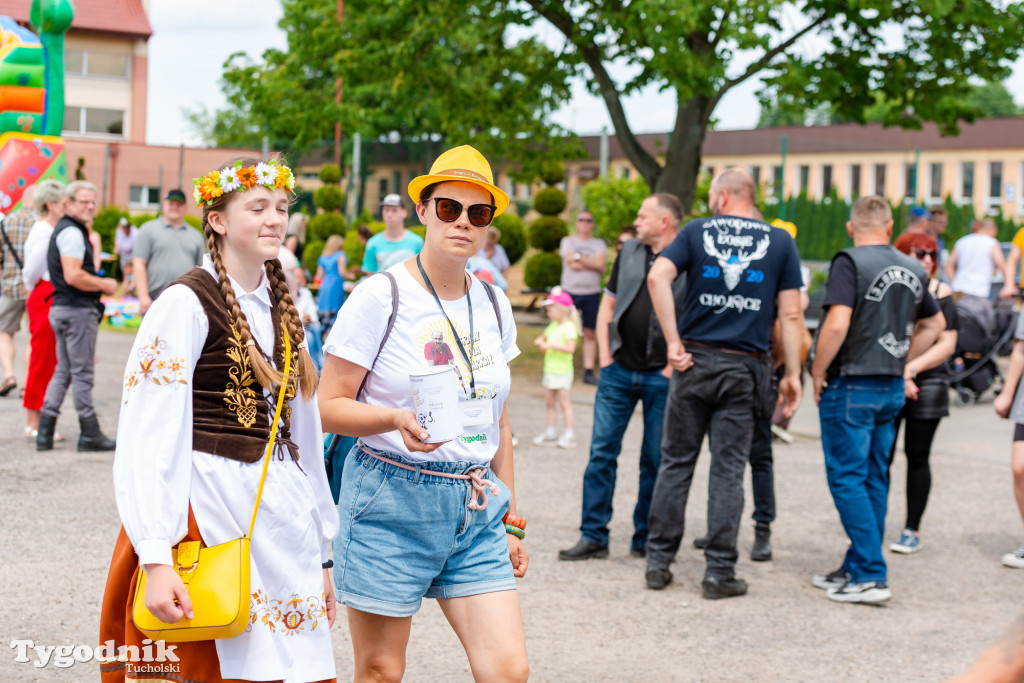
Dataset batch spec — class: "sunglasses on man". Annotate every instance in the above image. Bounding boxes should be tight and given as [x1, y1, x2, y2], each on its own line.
[430, 197, 496, 227]
[911, 248, 938, 260]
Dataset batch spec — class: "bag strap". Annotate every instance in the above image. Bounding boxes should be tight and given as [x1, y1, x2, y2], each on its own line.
[247, 324, 292, 539]
[356, 270, 399, 400]
[0, 218, 24, 271]
[480, 279, 504, 337]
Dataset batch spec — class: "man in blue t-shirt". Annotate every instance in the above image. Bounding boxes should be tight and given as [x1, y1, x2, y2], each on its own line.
[644, 168, 806, 600]
[362, 194, 424, 274]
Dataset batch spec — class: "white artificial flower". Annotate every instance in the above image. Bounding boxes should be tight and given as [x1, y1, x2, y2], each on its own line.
[219, 167, 241, 193]
[255, 162, 275, 186]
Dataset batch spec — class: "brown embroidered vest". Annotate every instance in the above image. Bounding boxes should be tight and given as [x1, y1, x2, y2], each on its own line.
[174, 268, 297, 464]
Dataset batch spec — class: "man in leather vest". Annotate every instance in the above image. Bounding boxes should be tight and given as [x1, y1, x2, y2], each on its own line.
[559, 193, 685, 562]
[810, 195, 944, 604]
[36, 181, 118, 452]
[645, 169, 806, 599]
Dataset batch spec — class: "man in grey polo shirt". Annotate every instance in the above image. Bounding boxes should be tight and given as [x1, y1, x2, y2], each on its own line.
[133, 189, 205, 313]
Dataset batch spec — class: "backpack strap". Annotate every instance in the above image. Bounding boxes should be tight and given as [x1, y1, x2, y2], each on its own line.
[480, 279, 504, 338]
[356, 270, 399, 399]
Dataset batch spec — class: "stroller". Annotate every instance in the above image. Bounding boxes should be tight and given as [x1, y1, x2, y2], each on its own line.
[949, 297, 1017, 407]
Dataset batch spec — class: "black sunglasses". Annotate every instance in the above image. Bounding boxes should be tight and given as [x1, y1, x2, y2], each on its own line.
[911, 248, 938, 260]
[430, 197, 496, 227]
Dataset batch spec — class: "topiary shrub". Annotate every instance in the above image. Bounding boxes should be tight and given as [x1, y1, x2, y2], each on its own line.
[523, 251, 563, 290]
[308, 212, 347, 241]
[303, 240, 325, 275]
[92, 206, 127, 252]
[314, 185, 345, 212]
[319, 164, 341, 184]
[533, 187, 567, 216]
[539, 160, 566, 186]
[493, 212, 526, 265]
[528, 215, 568, 252]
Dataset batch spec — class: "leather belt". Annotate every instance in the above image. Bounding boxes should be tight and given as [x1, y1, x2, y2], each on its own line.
[683, 339, 765, 359]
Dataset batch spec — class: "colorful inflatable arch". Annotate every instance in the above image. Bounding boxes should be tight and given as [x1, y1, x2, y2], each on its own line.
[0, 1, 73, 213]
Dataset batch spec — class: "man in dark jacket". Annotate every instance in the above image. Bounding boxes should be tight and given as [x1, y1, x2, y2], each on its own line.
[559, 193, 684, 561]
[37, 181, 118, 452]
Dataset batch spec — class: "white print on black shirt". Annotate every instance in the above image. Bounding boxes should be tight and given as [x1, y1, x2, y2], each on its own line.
[702, 229, 770, 291]
[699, 292, 762, 313]
[877, 332, 910, 358]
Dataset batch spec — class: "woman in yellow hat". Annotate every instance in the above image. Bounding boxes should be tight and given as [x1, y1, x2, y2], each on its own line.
[319, 145, 529, 681]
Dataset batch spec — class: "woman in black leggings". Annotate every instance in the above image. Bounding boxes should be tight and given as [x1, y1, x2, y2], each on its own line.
[889, 232, 958, 554]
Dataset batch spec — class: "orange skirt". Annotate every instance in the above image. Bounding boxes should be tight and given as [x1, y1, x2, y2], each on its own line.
[98, 508, 336, 683]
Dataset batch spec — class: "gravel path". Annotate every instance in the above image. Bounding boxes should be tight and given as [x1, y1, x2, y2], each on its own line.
[1, 327, 1021, 681]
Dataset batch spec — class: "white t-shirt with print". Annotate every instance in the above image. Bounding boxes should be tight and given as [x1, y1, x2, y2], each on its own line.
[323, 263, 520, 464]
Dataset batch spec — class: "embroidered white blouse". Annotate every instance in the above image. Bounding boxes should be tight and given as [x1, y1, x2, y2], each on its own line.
[113, 256, 338, 681]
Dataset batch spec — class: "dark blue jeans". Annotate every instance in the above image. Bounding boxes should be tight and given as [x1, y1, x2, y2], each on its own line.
[819, 375, 906, 583]
[579, 361, 669, 550]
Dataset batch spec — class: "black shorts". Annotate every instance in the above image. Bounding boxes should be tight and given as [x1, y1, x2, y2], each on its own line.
[567, 291, 601, 330]
[1015, 423, 1024, 442]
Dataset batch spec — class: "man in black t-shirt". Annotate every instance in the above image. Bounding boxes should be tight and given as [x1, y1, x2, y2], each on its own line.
[559, 194, 684, 562]
[809, 196, 944, 604]
[644, 168, 806, 599]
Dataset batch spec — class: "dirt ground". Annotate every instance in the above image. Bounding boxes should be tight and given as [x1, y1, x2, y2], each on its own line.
[2, 325, 1023, 682]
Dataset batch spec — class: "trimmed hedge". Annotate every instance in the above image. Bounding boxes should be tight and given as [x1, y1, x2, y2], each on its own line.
[493, 212, 527, 265]
[523, 251, 562, 289]
[308, 212, 347, 241]
[533, 187, 567, 216]
[528, 216, 568, 252]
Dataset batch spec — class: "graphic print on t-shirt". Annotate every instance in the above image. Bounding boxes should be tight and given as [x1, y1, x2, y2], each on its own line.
[418, 318, 499, 401]
[701, 220, 771, 291]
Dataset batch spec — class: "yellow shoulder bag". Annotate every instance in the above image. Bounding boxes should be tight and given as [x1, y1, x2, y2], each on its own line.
[132, 330, 292, 642]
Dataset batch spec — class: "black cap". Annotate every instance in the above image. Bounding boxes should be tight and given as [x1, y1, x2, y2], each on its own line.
[165, 188, 187, 203]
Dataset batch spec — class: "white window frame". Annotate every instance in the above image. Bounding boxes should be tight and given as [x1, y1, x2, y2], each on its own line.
[65, 47, 130, 81]
[927, 162, 943, 205]
[1017, 161, 1024, 217]
[129, 185, 161, 210]
[820, 164, 833, 198]
[987, 161, 1004, 210]
[847, 163, 861, 199]
[957, 161, 975, 205]
[62, 105, 125, 139]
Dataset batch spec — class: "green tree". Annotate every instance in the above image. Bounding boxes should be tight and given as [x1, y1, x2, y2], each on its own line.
[579, 177, 649, 242]
[197, 0, 1024, 214]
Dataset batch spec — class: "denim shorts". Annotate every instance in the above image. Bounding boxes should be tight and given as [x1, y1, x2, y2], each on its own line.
[333, 442, 516, 617]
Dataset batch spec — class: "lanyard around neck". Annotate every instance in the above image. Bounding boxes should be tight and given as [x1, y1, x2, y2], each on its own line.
[416, 254, 476, 398]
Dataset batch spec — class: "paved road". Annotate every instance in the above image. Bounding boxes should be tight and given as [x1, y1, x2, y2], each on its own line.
[1, 327, 1021, 681]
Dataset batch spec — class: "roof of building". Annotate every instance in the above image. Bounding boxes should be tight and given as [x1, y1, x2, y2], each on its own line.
[296, 116, 1024, 169]
[6, 0, 152, 39]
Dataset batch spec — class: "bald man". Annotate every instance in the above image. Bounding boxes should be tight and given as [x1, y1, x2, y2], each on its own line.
[644, 168, 805, 599]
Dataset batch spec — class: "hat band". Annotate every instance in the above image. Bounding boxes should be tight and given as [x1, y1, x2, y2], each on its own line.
[437, 168, 490, 183]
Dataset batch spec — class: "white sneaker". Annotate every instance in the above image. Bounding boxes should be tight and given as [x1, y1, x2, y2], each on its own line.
[889, 528, 922, 554]
[532, 433, 557, 446]
[1001, 543, 1024, 568]
[826, 581, 891, 604]
[556, 433, 576, 448]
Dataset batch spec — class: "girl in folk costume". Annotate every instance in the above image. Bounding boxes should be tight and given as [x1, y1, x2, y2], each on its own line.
[99, 158, 339, 683]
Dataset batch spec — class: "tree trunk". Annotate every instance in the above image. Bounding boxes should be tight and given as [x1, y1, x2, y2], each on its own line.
[649, 94, 711, 215]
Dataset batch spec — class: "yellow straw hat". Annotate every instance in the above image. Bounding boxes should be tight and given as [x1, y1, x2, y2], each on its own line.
[408, 145, 510, 217]
[771, 218, 797, 239]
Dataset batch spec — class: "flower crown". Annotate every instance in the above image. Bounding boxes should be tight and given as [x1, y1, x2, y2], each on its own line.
[192, 160, 296, 207]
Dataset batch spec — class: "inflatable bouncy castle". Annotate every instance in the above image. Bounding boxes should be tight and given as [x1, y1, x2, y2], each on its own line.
[0, 0, 73, 213]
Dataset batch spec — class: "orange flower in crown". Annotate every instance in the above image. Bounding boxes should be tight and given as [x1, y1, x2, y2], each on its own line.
[192, 160, 295, 207]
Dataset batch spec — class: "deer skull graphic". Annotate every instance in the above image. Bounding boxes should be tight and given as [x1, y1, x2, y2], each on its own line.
[702, 231, 771, 291]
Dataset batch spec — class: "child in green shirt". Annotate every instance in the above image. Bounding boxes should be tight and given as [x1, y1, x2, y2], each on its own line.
[533, 289, 581, 448]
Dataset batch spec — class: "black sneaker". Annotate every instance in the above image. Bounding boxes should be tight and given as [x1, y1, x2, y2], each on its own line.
[812, 567, 851, 591]
[630, 546, 646, 558]
[702, 576, 748, 599]
[645, 568, 673, 590]
[693, 535, 708, 550]
[583, 369, 599, 386]
[558, 539, 609, 561]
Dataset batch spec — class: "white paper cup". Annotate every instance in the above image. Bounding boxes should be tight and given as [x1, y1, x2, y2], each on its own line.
[409, 365, 463, 443]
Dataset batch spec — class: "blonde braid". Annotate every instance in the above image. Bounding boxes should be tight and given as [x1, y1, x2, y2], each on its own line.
[264, 258, 318, 398]
[205, 229, 284, 391]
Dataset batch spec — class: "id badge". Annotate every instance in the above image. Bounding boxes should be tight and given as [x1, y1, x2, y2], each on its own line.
[460, 397, 494, 427]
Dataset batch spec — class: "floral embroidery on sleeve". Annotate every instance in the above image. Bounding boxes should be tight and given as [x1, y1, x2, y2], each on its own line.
[123, 336, 187, 401]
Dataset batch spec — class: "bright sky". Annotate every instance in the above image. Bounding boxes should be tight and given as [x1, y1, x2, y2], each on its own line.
[145, 0, 1024, 147]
